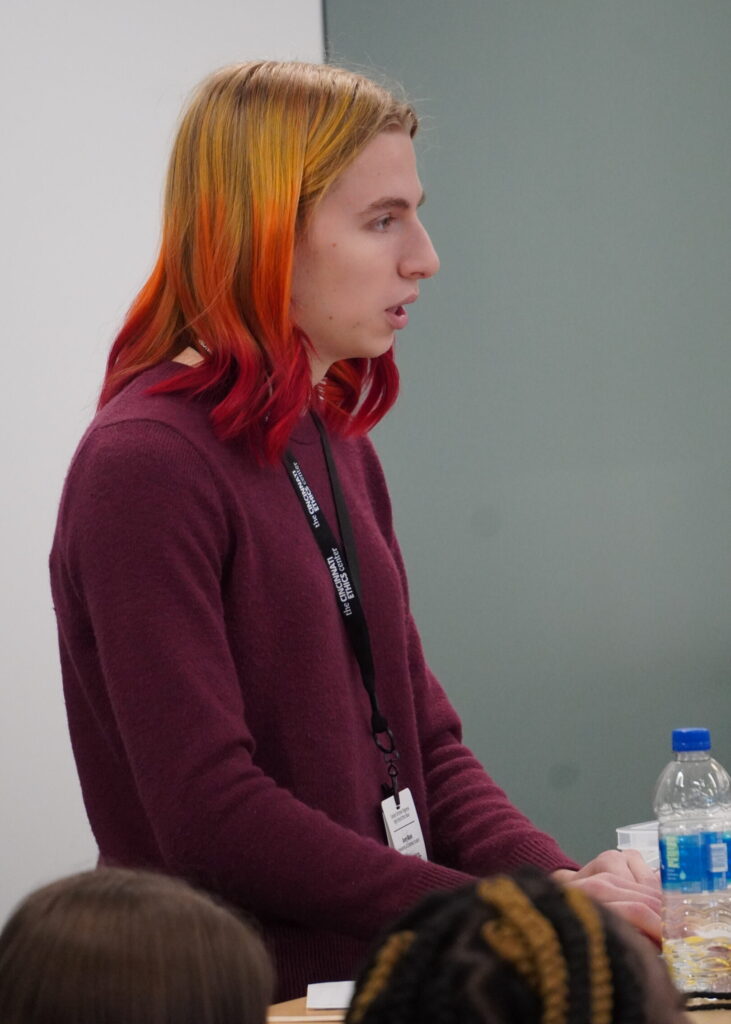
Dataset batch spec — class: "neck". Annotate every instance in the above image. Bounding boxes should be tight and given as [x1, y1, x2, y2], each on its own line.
[174, 344, 330, 392]
[172, 345, 205, 367]
[309, 355, 330, 385]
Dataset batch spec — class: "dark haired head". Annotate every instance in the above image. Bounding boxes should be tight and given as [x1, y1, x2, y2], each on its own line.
[346, 867, 684, 1024]
[0, 868, 273, 1024]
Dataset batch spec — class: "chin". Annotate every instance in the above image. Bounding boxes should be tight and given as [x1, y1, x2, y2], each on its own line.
[322, 333, 395, 366]
[365, 334, 395, 360]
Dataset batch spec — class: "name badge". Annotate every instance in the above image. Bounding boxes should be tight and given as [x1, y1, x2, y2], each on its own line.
[381, 787, 428, 859]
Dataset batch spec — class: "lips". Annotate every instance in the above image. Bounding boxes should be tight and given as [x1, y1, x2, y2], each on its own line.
[385, 293, 418, 331]
[385, 305, 409, 329]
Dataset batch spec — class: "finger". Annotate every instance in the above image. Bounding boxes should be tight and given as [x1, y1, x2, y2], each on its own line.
[575, 850, 661, 892]
[577, 849, 647, 881]
[619, 850, 660, 887]
[599, 876, 661, 903]
[601, 900, 662, 945]
[572, 871, 661, 902]
[565, 874, 662, 913]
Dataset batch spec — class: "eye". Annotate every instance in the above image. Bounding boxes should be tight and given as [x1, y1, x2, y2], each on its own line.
[373, 213, 395, 231]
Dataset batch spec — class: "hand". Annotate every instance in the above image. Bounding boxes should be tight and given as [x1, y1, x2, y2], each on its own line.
[552, 849, 662, 943]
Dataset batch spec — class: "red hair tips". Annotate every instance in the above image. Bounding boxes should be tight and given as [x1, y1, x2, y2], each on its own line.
[99, 62, 413, 462]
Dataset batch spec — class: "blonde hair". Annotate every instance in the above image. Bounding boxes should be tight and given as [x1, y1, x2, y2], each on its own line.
[101, 61, 417, 461]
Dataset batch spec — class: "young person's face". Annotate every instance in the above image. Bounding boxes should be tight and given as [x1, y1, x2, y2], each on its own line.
[291, 129, 440, 382]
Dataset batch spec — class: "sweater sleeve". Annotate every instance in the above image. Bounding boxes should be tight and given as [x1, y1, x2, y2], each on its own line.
[54, 420, 481, 940]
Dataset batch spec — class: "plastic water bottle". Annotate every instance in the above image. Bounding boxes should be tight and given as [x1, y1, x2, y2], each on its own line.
[653, 727, 731, 994]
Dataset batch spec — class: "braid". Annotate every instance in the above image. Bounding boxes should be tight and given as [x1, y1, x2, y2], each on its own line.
[348, 930, 415, 1024]
[347, 868, 655, 1024]
[478, 877, 569, 1024]
[346, 888, 486, 1024]
[564, 888, 613, 1024]
[602, 923, 647, 1024]
[512, 872, 593, 1024]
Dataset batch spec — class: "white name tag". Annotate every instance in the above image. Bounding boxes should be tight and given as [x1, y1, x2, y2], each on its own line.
[381, 787, 428, 859]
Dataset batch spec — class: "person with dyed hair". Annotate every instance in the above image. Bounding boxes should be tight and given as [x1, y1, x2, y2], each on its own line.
[0, 868, 272, 1024]
[346, 868, 686, 1024]
[50, 61, 659, 1000]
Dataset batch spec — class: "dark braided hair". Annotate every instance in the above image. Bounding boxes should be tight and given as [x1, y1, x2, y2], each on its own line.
[346, 868, 656, 1024]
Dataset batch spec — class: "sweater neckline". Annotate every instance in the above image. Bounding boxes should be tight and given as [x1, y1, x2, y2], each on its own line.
[154, 361, 320, 447]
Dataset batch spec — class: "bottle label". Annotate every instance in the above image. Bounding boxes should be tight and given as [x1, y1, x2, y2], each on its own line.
[659, 831, 729, 892]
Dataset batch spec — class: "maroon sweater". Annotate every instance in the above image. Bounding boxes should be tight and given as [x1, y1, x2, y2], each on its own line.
[50, 363, 576, 999]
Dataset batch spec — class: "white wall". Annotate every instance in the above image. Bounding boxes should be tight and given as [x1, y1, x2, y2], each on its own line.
[0, 0, 322, 920]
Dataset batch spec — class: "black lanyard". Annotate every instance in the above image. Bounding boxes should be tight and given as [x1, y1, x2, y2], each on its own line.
[283, 414, 401, 803]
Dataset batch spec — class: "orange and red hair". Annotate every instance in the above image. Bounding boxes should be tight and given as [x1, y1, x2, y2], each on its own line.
[99, 61, 417, 462]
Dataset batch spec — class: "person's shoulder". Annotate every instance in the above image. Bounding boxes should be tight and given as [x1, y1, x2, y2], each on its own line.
[92, 362, 227, 451]
[53, 372, 234, 557]
[63, 365, 226, 501]
[93, 363, 212, 439]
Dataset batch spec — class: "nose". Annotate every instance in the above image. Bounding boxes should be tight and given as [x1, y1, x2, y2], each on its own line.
[399, 221, 440, 280]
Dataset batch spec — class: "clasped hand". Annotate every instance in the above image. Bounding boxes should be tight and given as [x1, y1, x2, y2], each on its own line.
[552, 849, 661, 943]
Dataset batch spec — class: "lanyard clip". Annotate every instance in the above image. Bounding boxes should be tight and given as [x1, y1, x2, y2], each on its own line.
[372, 716, 396, 754]
[381, 759, 401, 808]
[374, 715, 401, 807]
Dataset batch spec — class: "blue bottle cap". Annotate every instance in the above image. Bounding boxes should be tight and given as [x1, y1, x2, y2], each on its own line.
[672, 727, 710, 751]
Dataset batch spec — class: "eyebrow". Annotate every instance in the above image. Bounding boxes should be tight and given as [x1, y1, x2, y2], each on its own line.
[361, 191, 426, 215]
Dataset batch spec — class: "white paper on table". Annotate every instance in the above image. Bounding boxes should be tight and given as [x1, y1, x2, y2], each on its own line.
[306, 981, 355, 1010]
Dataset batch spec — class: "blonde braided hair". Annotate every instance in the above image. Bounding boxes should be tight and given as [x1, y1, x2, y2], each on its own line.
[478, 876, 569, 1024]
[348, 930, 415, 1024]
[346, 868, 650, 1024]
[564, 887, 614, 1024]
